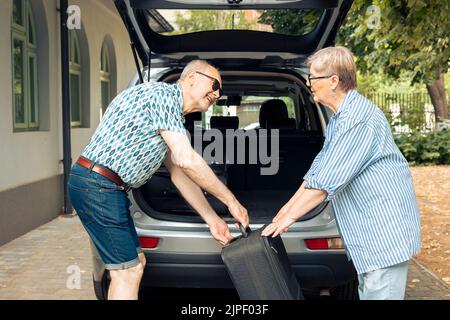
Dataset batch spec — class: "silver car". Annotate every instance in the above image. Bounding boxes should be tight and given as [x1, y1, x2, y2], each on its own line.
[92, 0, 357, 300]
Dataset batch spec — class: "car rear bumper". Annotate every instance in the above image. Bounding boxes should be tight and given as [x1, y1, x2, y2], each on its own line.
[139, 251, 356, 289]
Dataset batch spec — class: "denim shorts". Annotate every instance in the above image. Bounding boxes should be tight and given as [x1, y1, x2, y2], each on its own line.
[68, 163, 142, 270]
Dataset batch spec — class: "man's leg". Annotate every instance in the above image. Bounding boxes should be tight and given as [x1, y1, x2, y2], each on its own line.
[138, 252, 146, 267]
[69, 164, 146, 300]
[108, 262, 144, 300]
[107, 222, 147, 300]
[358, 260, 409, 300]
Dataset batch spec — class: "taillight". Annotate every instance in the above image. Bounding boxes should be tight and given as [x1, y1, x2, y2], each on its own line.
[138, 237, 160, 249]
[304, 238, 344, 250]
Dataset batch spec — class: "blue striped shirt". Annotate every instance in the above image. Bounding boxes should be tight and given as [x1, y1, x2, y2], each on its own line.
[304, 90, 421, 274]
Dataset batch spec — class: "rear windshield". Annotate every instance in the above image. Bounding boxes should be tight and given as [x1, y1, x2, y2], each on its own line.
[146, 9, 324, 36]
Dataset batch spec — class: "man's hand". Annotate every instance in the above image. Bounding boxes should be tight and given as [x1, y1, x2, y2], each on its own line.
[227, 198, 249, 229]
[207, 216, 233, 246]
[261, 215, 297, 238]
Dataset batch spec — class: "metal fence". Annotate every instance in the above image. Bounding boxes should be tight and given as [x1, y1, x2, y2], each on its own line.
[364, 92, 436, 133]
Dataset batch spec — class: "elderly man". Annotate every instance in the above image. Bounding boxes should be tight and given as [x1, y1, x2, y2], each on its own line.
[262, 47, 421, 300]
[68, 60, 249, 300]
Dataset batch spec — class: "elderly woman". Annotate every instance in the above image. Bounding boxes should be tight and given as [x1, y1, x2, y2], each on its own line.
[262, 46, 421, 300]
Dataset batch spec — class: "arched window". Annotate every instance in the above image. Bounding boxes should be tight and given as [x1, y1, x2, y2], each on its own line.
[100, 41, 111, 116]
[69, 30, 82, 127]
[11, 0, 38, 131]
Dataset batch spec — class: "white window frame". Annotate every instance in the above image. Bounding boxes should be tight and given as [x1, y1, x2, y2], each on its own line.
[69, 31, 83, 127]
[100, 41, 111, 117]
[11, 34, 28, 129]
[12, 0, 26, 31]
[27, 52, 39, 128]
[11, 0, 39, 131]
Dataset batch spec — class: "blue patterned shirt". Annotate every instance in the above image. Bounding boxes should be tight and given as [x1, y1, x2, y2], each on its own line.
[82, 82, 186, 187]
[304, 90, 421, 274]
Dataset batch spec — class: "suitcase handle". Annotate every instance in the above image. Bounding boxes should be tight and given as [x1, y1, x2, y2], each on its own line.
[238, 223, 251, 238]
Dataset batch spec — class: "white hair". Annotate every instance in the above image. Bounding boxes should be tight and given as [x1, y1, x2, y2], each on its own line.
[179, 60, 215, 80]
[307, 46, 357, 92]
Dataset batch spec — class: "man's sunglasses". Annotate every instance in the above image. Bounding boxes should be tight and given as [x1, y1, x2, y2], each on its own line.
[196, 71, 223, 98]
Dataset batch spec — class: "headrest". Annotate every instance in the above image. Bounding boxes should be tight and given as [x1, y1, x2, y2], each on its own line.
[210, 116, 239, 130]
[259, 99, 288, 129]
[266, 118, 297, 129]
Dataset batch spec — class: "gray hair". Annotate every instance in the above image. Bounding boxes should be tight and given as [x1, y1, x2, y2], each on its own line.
[307, 46, 357, 92]
[180, 60, 215, 80]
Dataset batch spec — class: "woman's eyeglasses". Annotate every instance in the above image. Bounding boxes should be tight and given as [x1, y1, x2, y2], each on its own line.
[196, 71, 223, 98]
[307, 74, 335, 87]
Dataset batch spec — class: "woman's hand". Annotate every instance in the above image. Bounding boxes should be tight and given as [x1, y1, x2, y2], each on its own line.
[272, 204, 290, 223]
[261, 215, 297, 238]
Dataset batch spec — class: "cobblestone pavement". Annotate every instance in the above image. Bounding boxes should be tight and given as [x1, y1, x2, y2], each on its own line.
[0, 216, 449, 300]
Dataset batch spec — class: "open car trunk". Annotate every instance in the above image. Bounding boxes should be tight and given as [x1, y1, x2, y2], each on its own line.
[130, 68, 329, 224]
[133, 127, 327, 224]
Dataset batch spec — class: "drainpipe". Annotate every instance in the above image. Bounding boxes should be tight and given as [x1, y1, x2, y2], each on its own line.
[60, 0, 73, 214]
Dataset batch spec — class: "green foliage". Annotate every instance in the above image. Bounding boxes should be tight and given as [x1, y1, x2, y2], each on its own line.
[259, 1, 450, 85]
[394, 129, 450, 165]
[212, 104, 223, 116]
[175, 10, 252, 33]
[259, 1, 449, 120]
[357, 72, 427, 95]
[280, 97, 296, 118]
[338, 0, 450, 85]
[258, 9, 322, 36]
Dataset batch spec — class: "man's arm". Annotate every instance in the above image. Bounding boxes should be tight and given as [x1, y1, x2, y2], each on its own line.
[160, 130, 249, 228]
[163, 154, 219, 224]
[164, 155, 233, 245]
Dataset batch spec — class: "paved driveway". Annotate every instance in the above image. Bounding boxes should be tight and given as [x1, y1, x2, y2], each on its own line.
[0, 215, 449, 300]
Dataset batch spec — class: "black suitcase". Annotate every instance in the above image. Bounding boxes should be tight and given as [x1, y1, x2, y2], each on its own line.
[221, 225, 304, 300]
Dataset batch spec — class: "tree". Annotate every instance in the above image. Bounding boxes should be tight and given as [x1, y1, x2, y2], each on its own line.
[259, 1, 450, 121]
[175, 10, 252, 34]
[258, 9, 322, 36]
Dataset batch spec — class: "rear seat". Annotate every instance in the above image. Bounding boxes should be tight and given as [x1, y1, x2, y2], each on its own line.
[145, 106, 322, 214]
[246, 131, 323, 190]
[266, 118, 297, 130]
[208, 116, 245, 190]
[247, 99, 322, 190]
[210, 116, 239, 130]
[183, 110, 322, 192]
[183, 104, 323, 191]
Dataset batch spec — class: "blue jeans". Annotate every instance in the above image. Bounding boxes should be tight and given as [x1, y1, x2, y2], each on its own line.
[68, 163, 142, 270]
[358, 260, 409, 300]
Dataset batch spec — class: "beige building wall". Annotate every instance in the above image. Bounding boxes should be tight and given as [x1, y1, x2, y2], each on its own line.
[0, 0, 137, 245]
